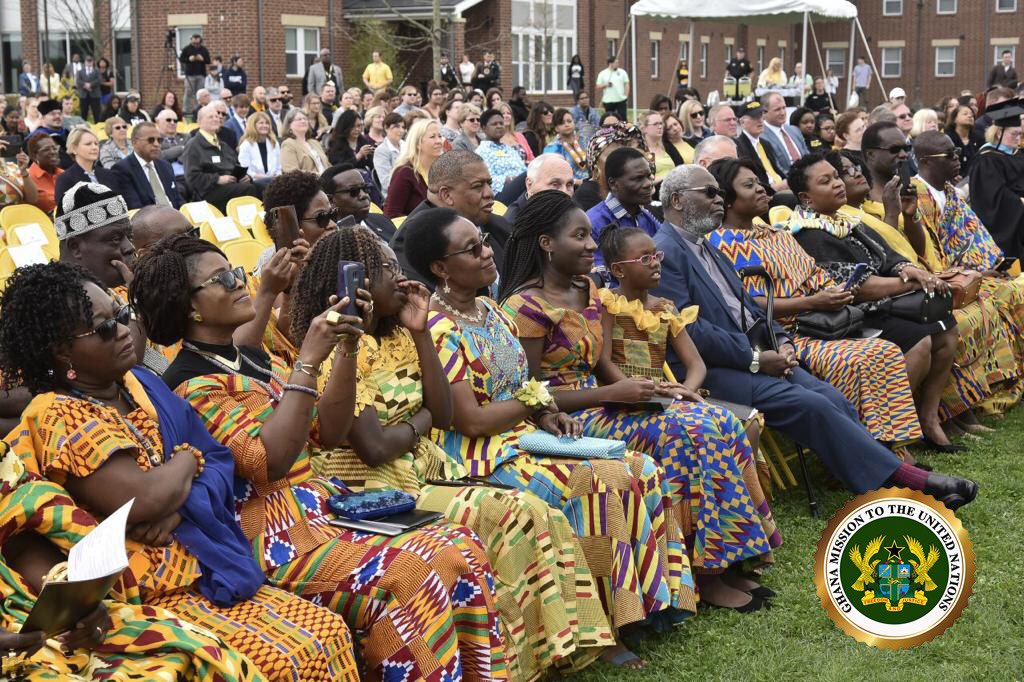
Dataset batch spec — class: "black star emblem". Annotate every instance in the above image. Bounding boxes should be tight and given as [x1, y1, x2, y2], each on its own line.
[884, 539, 904, 562]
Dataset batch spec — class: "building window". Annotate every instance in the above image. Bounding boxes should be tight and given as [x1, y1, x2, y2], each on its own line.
[935, 46, 956, 77]
[825, 48, 847, 77]
[1, 33, 22, 95]
[511, 0, 576, 92]
[937, 0, 956, 13]
[113, 30, 132, 90]
[174, 27, 203, 78]
[700, 43, 708, 79]
[724, 44, 733, 64]
[757, 45, 765, 73]
[883, 0, 903, 15]
[880, 47, 903, 78]
[284, 27, 319, 77]
[650, 40, 660, 78]
[608, 38, 619, 61]
[996, 0, 1016, 11]
[993, 45, 1017, 64]
[679, 40, 689, 63]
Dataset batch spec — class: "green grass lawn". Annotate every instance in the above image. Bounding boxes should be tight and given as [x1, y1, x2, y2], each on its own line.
[572, 412, 1024, 681]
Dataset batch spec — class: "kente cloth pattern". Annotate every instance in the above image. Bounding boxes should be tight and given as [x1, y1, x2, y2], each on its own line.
[914, 179, 1003, 271]
[857, 200, 1023, 417]
[710, 224, 922, 443]
[0, 444, 266, 682]
[564, 287, 782, 572]
[247, 275, 299, 366]
[429, 300, 693, 632]
[176, 355, 507, 682]
[310, 327, 598, 680]
[5, 389, 359, 681]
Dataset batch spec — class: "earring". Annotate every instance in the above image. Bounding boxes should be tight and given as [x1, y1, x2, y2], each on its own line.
[192, 312, 203, 323]
[442, 278, 451, 294]
[66, 362, 77, 381]
[546, 251, 552, 262]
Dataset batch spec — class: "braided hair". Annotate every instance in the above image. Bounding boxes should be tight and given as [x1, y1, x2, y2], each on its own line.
[263, 170, 322, 240]
[129, 234, 225, 346]
[498, 189, 583, 301]
[0, 262, 103, 393]
[598, 222, 645, 270]
[291, 224, 399, 340]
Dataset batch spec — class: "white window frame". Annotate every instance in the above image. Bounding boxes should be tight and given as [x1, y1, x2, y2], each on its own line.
[511, 0, 577, 94]
[174, 27, 204, 78]
[880, 47, 903, 78]
[284, 26, 319, 78]
[679, 40, 689, 63]
[996, 0, 1016, 12]
[757, 45, 765, 73]
[608, 38, 619, 62]
[724, 44, 733, 64]
[883, 0, 903, 15]
[935, 45, 957, 77]
[937, 0, 957, 13]
[650, 39, 660, 79]
[824, 48, 847, 78]
[700, 42, 708, 79]
[994, 45, 1016, 64]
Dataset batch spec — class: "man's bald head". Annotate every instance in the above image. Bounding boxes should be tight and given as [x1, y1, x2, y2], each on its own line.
[131, 206, 193, 252]
[197, 104, 221, 132]
[693, 135, 738, 167]
[913, 130, 953, 157]
[427, 150, 485, 192]
[525, 153, 574, 196]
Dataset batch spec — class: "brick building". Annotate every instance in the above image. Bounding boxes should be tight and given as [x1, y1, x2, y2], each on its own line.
[4, 0, 1023, 113]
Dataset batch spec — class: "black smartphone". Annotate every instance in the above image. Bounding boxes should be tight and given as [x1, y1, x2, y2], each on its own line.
[231, 164, 248, 180]
[897, 159, 914, 194]
[0, 134, 24, 156]
[842, 263, 868, 291]
[337, 261, 365, 318]
[270, 205, 300, 252]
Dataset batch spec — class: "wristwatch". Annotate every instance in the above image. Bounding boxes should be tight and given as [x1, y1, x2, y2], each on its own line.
[292, 360, 320, 379]
[748, 350, 761, 374]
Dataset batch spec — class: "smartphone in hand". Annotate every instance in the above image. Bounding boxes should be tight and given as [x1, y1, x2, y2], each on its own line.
[270, 205, 300, 252]
[843, 263, 868, 291]
[337, 261, 365, 318]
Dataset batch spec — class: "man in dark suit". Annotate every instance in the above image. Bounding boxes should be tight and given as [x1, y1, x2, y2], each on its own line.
[320, 162, 398, 244]
[392, 150, 511, 288]
[733, 101, 787, 193]
[650, 164, 978, 509]
[987, 50, 1019, 89]
[223, 93, 250, 143]
[111, 122, 183, 209]
[75, 56, 102, 122]
[180, 104, 261, 212]
[18, 60, 40, 96]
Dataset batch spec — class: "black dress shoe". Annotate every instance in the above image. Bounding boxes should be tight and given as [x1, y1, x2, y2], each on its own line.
[748, 586, 777, 599]
[921, 437, 967, 454]
[734, 596, 770, 613]
[923, 473, 979, 510]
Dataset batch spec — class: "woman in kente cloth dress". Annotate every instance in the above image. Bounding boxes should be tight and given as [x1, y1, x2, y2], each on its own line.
[707, 158, 922, 446]
[500, 191, 780, 616]
[130, 234, 507, 681]
[288, 224, 613, 681]
[0, 262, 359, 681]
[826, 151, 1020, 431]
[0, 441, 266, 682]
[400, 208, 697, 671]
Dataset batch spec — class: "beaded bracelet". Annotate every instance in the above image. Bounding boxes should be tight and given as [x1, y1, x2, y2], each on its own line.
[283, 383, 320, 399]
[172, 444, 206, 478]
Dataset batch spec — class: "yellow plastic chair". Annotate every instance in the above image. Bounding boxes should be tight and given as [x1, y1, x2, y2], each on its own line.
[0, 205, 59, 260]
[221, 239, 268, 273]
[180, 201, 225, 227]
[492, 200, 508, 217]
[392, 215, 406, 230]
[176, 121, 189, 134]
[199, 216, 246, 246]
[91, 121, 108, 142]
[227, 196, 264, 230]
[767, 205, 793, 227]
[0, 248, 15, 293]
[368, 202, 383, 215]
[183, 122, 199, 134]
[249, 218, 273, 248]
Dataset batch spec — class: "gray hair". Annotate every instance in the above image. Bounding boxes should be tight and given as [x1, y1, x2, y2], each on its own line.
[526, 153, 569, 180]
[281, 108, 311, 140]
[660, 164, 722, 236]
[868, 104, 896, 125]
[706, 104, 733, 127]
[692, 135, 737, 166]
[659, 164, 709, 206]
[760, 91, 784, 108]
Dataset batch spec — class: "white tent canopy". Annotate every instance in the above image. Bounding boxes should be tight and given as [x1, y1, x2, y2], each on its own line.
[625, 0, 874, 114]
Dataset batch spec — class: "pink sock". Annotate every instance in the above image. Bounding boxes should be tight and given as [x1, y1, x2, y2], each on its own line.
[885, 463, 929, 490]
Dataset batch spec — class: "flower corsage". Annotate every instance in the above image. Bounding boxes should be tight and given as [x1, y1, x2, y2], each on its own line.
[514, 378, 554, 410]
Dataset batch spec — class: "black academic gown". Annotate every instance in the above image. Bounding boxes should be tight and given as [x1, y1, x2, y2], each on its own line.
[969, 146, 1024, 258]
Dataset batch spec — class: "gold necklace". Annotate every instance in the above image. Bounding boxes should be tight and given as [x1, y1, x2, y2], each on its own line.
[431, 292, 485, 324]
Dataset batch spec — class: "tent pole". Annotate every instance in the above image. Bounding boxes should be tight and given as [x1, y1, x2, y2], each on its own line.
[807, 16, 829, 105]
[800, 12, 808, 106]
[631, 14, 638, 120]
[854, 18, 882, 105]
[846, 19, 855, 109]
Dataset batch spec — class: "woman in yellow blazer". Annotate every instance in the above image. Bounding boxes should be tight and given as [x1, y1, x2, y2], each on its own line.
[279, 108, 329, 174]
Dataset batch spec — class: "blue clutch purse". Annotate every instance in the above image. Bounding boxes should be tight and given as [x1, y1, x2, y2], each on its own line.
[328, 489, 417, 520]
[518, 432, 627, 459]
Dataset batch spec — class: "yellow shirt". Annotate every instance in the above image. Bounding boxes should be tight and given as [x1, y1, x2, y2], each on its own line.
[362, 62, 393, 90]
[198, 129, 220, 147]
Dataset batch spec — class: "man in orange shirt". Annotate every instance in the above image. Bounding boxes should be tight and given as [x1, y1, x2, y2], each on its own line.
[27, 133, 63, 214]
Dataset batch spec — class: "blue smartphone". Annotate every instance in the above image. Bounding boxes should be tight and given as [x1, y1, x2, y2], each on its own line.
[337, 261, 365, 318]
[843, 263, 868, 291]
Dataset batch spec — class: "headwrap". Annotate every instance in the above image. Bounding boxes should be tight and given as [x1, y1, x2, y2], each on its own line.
[585, 122, 649, 171]
[54, 182, 129, 241]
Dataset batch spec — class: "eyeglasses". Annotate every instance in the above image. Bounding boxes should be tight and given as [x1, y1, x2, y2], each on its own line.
[111, 125, 127, 130]
[141, 136, 160, 144]
[73, 305, 132, 341]
[612, 251, 665, 267]
[840, 165, 863, 178]
[690, 112, 704, 119]
[382, 259, 403, 278]
[920, 150, 958, 161]
[680, 185, 726, 198]
[867, 143, 912, 154]
[443, 232, 490, 259]
[465, 117, 480, 123]
[269, 98, 282, 103]
[162, 117, 178, 123]
[302, 206, 340, 230]
[191, 266, 247, 294]
[334, 185, 368, 198]
[896, 113, 912, 120]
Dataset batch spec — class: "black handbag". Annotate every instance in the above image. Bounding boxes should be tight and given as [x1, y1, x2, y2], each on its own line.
[794, 305, 865, 340]
[881, 290, 954, 324]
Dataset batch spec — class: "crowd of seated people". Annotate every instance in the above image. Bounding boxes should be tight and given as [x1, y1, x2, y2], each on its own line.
[3, 51, 1024, 680]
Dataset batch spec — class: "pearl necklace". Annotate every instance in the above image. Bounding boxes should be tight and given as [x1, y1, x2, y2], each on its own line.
[431, 292, 486, 324]
[183, 342, 285, 401]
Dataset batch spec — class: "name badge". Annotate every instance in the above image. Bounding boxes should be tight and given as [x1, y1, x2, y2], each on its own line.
[211, 155, 221, 163]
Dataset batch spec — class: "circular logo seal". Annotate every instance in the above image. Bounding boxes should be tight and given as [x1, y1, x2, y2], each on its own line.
[813, 488, 974, 649]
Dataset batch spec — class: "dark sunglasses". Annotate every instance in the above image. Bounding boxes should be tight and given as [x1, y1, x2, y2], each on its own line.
[191, 266, 247, 294]
[302, 206, 340, 229]
[162, 117, 178, 123]
[140, 136, 160, 144]
[111, 124, 128, 130]
[443, 232, 490, 259]
[681, 185, 726, 199]
[73, 305, 132, 342]
[334, 185, 368, 198]
[269, 98, 282, 103]
[465, 117, 480, 123]
[690, 111, 704, 119]
[867, 143, 912, 154]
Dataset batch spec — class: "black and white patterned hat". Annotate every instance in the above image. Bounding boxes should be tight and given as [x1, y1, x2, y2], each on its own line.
[54, 182, 129, 241]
